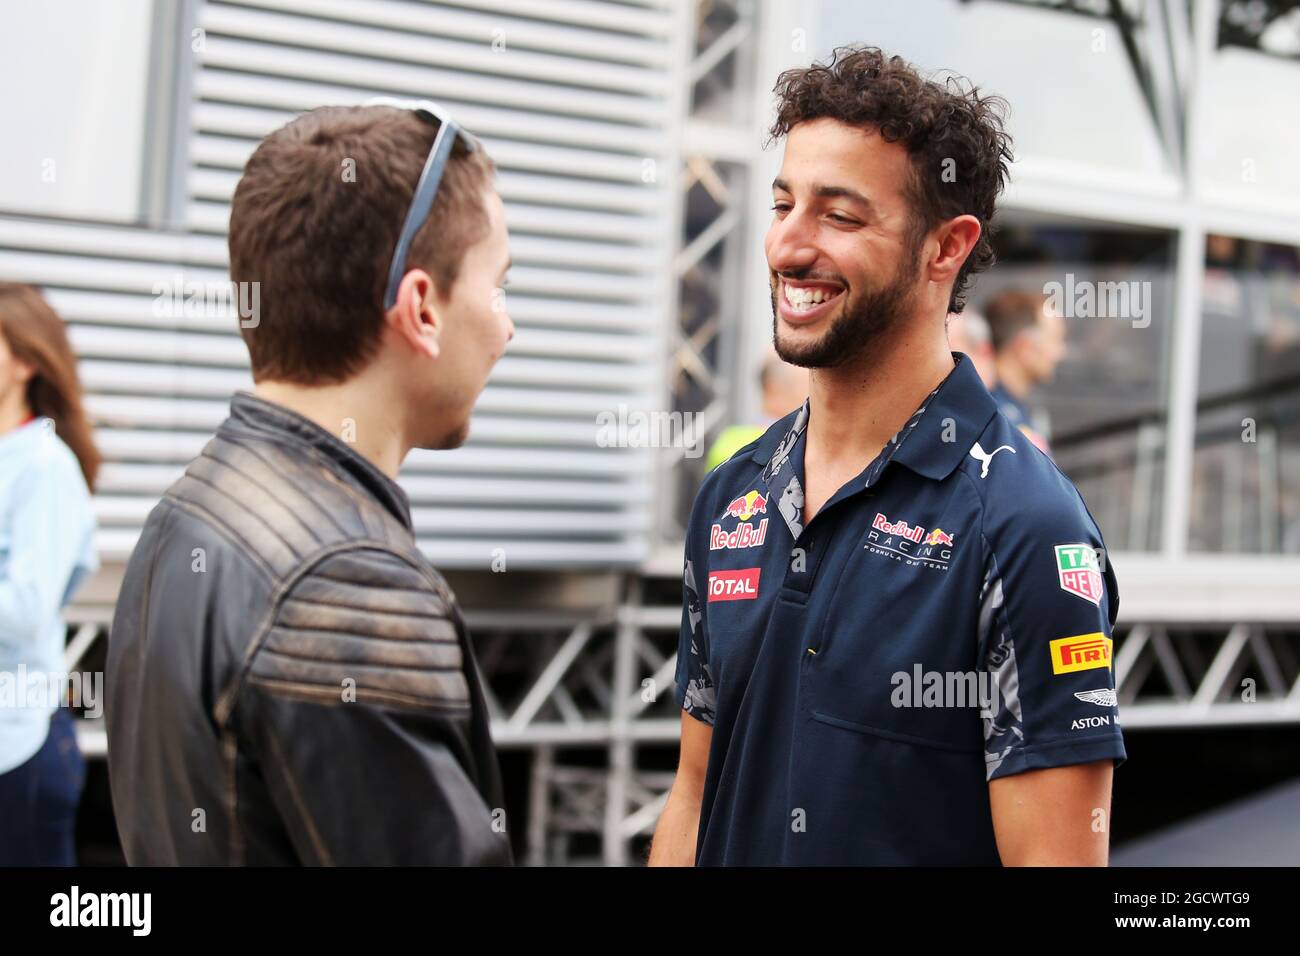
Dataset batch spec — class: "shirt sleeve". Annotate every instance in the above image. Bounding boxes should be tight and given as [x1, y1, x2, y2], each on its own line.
[0, 441, 97, 650]
[978, 486, 1126, 782]
[674, 543, 717, 725]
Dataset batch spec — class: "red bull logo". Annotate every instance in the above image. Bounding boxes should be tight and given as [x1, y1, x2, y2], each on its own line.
[866, 514, 958, 571]
[710, 518, 768, 550]
[724, 490, 768, 522]
[871, 512, 925, 543]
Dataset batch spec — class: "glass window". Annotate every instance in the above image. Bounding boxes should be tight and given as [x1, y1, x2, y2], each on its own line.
[974, 221, 1176, 551]
[816, 0, 1171, 178]
[0, 0, 158, 223]
[1201, 4, 1300, 205]
[1189, 236, 1300, 552]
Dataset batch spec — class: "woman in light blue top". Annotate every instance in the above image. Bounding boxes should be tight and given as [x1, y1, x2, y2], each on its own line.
[0, 284, 99, 866]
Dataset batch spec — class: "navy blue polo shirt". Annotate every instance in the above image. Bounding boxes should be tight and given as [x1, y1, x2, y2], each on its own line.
[674, 353, 1125, 865]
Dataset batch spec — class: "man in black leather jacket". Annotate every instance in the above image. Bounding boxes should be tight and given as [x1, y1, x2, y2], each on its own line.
[106, 103, 515, 865]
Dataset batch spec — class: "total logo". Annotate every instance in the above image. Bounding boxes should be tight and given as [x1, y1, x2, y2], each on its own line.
[710, 518, 768, 550]
[707, 567, 760, 602]
[866, 512, 957, 570]
[722, 490, 768, 521]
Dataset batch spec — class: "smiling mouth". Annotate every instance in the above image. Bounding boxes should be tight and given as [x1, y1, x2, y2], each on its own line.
[780, 280, 845, 316]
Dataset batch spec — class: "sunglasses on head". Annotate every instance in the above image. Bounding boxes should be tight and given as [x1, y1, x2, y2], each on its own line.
[363, 96, 480, 310]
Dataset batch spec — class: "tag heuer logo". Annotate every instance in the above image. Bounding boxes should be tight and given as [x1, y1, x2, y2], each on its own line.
[1054, 544, 1103, 605]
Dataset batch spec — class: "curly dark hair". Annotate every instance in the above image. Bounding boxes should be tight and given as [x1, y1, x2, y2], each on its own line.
[769, 46, 1013, 314]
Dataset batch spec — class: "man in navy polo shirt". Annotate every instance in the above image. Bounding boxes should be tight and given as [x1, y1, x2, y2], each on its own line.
[984, 288, 1066, 457]
[649, 46, 1125, 866]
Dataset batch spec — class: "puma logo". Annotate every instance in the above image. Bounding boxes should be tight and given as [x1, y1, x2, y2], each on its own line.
[970, 441, 1015, 478]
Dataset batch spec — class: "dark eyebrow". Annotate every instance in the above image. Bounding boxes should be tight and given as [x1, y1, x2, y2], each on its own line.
[772, 177, 876, 216]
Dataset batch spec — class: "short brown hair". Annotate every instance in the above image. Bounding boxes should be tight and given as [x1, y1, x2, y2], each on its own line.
[228, 105, 495, 384]
[769, 46, 1013, 314]
[983, 289, 1049, 352]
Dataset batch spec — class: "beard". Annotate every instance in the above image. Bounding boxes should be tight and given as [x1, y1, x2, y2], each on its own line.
[771, 253, 920, 369]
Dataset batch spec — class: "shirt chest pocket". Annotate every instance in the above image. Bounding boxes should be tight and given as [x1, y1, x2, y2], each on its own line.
[803, 545, 986, 754]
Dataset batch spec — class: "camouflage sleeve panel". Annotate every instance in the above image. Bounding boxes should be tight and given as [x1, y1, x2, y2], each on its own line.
[675, 556, 717, 725]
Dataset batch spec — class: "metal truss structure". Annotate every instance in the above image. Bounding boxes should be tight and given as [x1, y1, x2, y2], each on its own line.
[1117, 623, 1300, 727]
[660, 0, 761, 540]
[63, 568, 1300, 865]
[65, 575, 687, 866]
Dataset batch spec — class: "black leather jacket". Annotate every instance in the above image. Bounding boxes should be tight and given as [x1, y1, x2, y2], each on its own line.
[106, 392, 512, 865]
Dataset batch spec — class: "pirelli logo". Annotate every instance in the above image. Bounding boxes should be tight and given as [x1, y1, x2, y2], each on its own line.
[1049, 633, 1113, 675]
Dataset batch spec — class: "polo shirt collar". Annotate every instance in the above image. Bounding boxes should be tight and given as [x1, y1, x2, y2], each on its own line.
[748, 353, 997, 535]
[891, 352, 999, 481]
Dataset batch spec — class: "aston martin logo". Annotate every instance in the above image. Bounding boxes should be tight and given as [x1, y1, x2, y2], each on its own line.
[1074, 688, 1117, 707]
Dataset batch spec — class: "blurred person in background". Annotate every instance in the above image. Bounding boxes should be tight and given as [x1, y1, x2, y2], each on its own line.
[706, 349, 808, 470]
[105, 103, 514, 866]
[984, 289, 1064, 455]
[946, 307, 997, 389]
[0, 283, 100, 866]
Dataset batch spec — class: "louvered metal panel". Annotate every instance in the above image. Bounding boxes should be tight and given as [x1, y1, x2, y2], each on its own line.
[0, 0, 685, 570]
